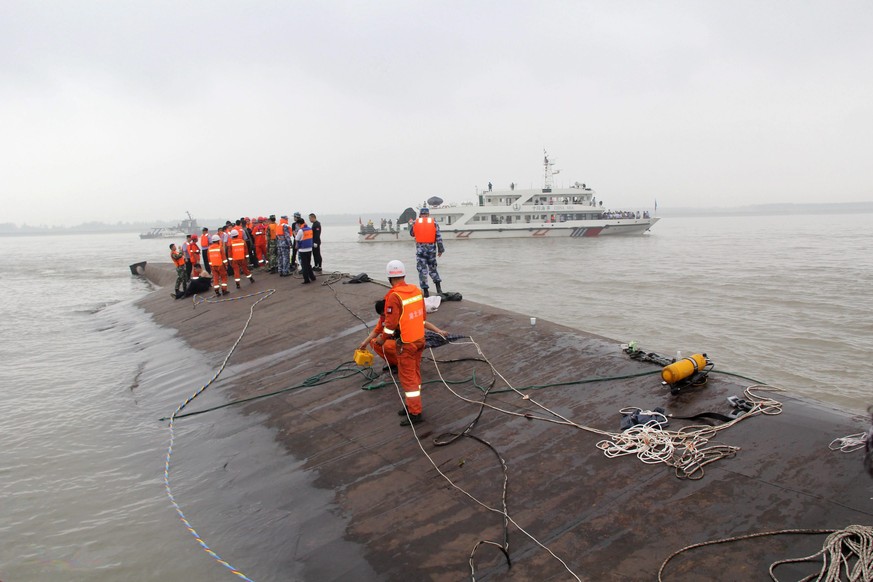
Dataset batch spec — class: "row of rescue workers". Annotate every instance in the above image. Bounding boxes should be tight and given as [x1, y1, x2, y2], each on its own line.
[169, 212, 323, 298]
[168, 207, 448, 428]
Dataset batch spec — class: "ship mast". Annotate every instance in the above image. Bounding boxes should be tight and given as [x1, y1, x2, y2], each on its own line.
[543, 150, 560, 192]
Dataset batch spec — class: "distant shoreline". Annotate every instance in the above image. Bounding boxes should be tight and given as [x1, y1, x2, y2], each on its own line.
[656, 201, 873, 218]
[3, 202, 872, 234]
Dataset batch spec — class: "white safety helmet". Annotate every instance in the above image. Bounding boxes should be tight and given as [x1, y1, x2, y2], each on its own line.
[231, 229, 239, 237]
[211, 234, 220, 242]
[386, 260, 406, 278]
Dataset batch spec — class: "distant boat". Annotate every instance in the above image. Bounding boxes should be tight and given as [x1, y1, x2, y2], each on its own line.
[139, 212, 200, 239]
[358, 152, 659, 242]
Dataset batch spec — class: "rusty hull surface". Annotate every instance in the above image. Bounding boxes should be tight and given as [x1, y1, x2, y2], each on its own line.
[137, 264, 872, 581]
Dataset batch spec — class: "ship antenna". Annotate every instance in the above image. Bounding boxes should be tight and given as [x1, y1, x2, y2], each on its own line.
[543, 150, 560, 191]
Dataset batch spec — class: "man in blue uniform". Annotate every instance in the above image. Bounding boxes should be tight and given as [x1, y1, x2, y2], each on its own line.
[408, 207, 444, 297]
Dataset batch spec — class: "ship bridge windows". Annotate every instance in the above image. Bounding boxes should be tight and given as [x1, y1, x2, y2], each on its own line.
[436, 214, 464, 226]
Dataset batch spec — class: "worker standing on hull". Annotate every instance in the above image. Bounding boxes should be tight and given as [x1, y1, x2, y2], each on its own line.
[409, 207, 444, 297]
[253, 217, 267, 268]
[207, 234, 230, 296]
[290, 211, 302, 272]
[229, 229, 255, 288]
[377, 260, 427, 426]
[267, 215, 279, 273]
[199, 228, 212, 274]
[294, 216, 316, 284]
[170, 243, 187, 296]
[277, 216, 293, 277]
[309, 213, 323, 272]
[187, 234, 201, 279]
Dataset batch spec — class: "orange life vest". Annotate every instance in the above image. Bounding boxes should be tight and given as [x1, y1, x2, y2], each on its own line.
[268, 223, 278, 239]
[230, 238, 247, 261]
[171, 250, 185, 268]
[207, 242, 226, 268]
[385, 283, 425, 342]
[414, 217, 437, 244]
[200, 233, 210, 249]
[188, 241, 200, 261]
[297, 225, 313, 250]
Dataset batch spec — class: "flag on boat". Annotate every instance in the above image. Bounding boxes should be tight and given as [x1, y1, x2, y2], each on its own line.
[654, 199, 658, 211]
[359, 216, 362, 226]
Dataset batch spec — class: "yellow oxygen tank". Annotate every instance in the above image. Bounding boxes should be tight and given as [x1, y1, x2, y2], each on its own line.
[354, 349, 374, 367]
[661, 354, 708, 384]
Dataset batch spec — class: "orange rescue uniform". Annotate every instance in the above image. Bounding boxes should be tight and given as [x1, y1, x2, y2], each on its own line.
[381, 282, 426, 415]
[253, 222, 267, 266]
[369, 316, 398, 367]
[207, 242, 229, 292]
[188, 240, 201, 266]
[229, 237, 252, 282]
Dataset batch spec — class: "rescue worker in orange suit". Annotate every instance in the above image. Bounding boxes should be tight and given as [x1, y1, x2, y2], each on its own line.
[253, 217, 268, 268]
[170, 243, 187, 296]
[229, 229, 255, 288]
[199, 228, 212, 274]
[360, 298, 447, 373]
[376, 260, 428, 426]
[187, 234, 201, 276]
[360, 299, 399, 371]
[207, 234, 230, 296]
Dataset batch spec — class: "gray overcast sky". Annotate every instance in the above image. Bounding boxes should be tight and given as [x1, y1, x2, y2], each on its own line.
[2, 1, 872, 226]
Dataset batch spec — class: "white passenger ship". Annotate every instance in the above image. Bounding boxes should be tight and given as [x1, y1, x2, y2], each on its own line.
[358, 153, 659, 242]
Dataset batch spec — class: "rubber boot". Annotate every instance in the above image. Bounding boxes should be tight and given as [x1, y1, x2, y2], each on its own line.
[249, 276, 255, 284]
[214, 289, 221, 297]
[423, 287, 429, 298]
[236, 281, 241, 289]
[399, 413, 424, 426]
[435, 281, 443, 295]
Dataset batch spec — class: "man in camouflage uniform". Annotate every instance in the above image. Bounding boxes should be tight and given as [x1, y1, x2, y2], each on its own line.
[267, 215, 279, 273]
[169, 243, 187, 296]
[408, 207, 445, 297]
[277, 216, 293, 276]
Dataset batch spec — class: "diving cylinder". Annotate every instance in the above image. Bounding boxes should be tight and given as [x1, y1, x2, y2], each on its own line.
[661, 354, 708, 384]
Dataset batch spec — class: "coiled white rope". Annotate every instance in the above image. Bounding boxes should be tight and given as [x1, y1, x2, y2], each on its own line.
[774, 524, 873, 582]
[596, 384, 784, 479]
[436, 339, 783, 480]
[829, 433, 870, 453]
[658, 524, 873, 582]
